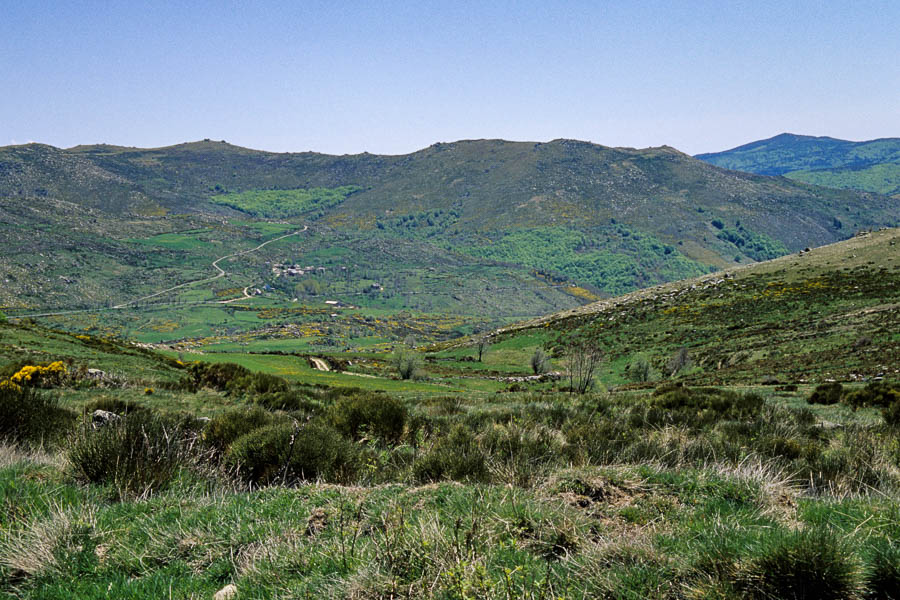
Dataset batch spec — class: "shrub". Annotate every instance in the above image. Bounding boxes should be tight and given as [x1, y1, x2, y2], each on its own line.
[530, 348, 550, 375]
[203, 406, 277, 452]
[3, 361, 68, 389]
[884, 400, 900, 427]
[643, 386, 764, 428]
[391, 347, 423, 380]
[227, 371, 290, 397]
[480, 423, 562, 486]
[227, 422, 358, 485]
[413, 424, 488, 483]
[741, 529, 863, 600]
[808, 382, 843, 405]
[329, 392, 407, 443]
[83, 396, 146, 416]
[843, 381, 900, 410]
[68, 412, 188, 497]
[253, 390, 321, 413]
[0, 384, 75, 446]
[181, 361, 251, 392]
[626, 352, 657, 382]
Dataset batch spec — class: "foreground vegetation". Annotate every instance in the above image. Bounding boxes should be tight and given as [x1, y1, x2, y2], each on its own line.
[1, 348, 899, 598]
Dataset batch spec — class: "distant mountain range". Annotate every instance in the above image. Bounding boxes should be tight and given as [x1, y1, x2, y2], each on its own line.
[1, 138, 897, 318]
[696, 133, 900, 197]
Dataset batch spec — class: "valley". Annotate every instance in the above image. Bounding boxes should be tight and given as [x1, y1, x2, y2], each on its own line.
[1, 139, 899, 599]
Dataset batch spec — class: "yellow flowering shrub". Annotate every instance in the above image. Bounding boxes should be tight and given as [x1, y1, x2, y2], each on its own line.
[6, 361, 68, 388]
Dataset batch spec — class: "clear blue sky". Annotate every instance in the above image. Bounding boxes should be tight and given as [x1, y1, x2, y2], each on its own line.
[2, 0, 898, 155]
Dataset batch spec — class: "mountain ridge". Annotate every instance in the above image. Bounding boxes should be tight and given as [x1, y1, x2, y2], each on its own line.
[696, 132, 900, 195]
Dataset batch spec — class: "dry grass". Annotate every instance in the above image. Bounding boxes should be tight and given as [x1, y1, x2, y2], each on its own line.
[0, 503, 96, 578]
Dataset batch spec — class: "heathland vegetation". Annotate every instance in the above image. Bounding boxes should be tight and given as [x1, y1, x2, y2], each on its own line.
[1, 228, 899, 598]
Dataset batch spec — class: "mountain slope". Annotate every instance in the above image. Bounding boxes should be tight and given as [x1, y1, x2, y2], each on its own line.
[696, 133, 900, 196]
[1, 138, 897, 324]
[488, 228, 900, 384]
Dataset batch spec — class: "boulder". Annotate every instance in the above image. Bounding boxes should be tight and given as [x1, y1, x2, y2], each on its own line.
[214, 584, 237, 600]
[91, 409, 121, 429]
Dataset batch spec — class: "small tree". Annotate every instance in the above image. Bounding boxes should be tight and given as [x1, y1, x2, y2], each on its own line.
[403, 334, 416, 348]
[530, 348, 550, 375]
[565, 340, 602, 394]
[627, 352, 657, 382]
[391, 347, 422, 380]
[476, 336, 491, 362]
[667, 347, 692, 377]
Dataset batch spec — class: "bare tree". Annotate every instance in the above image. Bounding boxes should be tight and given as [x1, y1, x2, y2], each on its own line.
[666, 347, 692, 377]
[476, 336, 491, 362]
[565, 340, 603, 394]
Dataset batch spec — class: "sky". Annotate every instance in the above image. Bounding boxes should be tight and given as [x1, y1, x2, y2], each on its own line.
[2, 0, 899, 155]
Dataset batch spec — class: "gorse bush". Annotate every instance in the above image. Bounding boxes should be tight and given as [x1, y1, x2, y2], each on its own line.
[1, 360, 68, 389]
[68, 412, 189, 497]
[0, 384, 75, 446]
[329, 391, 407, 443]
[227, 422, 358, 485]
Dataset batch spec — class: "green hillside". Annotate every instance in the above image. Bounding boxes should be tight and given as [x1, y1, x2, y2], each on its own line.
[696, 133, 900, 196]
[1, 138, 897, 347]
[488, 228, 900, 385]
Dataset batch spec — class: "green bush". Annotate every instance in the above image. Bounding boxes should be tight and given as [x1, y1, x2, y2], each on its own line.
[227, 422, 358, 485]
[391, 347, 423, 380]
[643, 386, 764, 428]
[530, 348, 551, 375]
[252, 390, 321, 413]
[0, 384, 75, 446]
[413, 425, 488, 483]
[68, 412, 188, 497]
[181, 361, 251, 392]
[480, 423, 562, 485]
[202, 406, 278, 452]
[843, 381, 900, 410]
[742, 529, 863, 600]
[227, 372, 291, 397]
[808, 382, 843, 405]
[626, 352, 657, 382]
[329, 392, 407, 443]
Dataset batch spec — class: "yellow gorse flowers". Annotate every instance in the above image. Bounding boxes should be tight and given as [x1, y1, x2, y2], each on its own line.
[1, 361, 67, 390]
